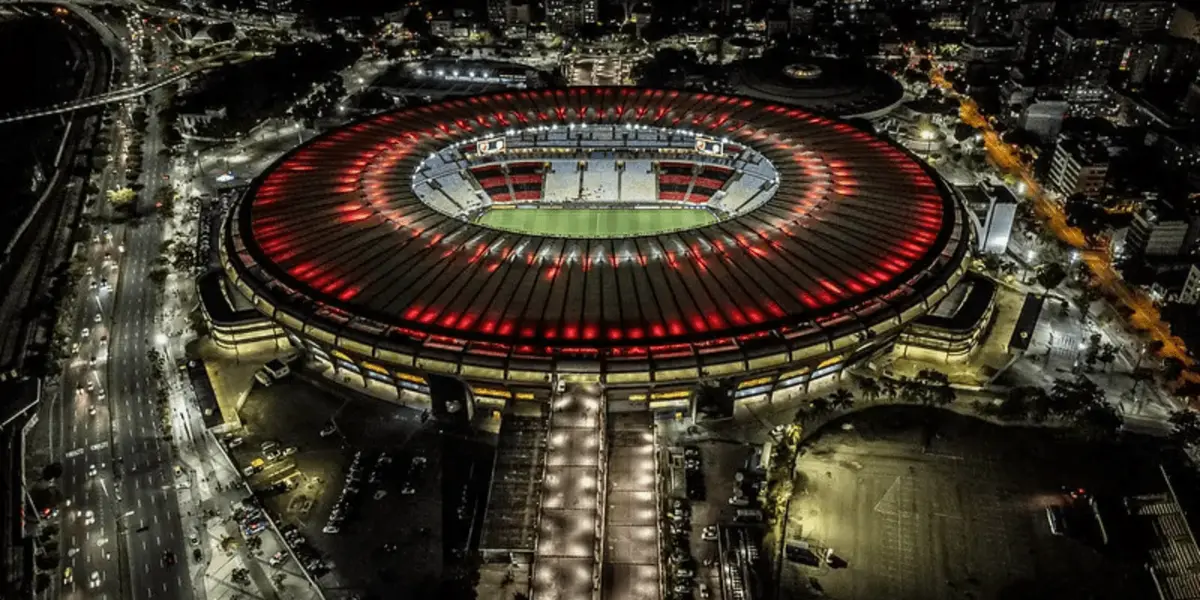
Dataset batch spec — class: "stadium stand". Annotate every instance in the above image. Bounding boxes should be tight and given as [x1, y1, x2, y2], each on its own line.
[686, 165, 735, 203]
[471, 164, 512, 202]
[508, 161, 547, 202]
[657, 161, 694, 202]
[543, 160, 583, 202]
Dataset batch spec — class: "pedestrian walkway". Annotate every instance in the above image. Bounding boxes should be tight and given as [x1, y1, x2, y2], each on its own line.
[532, 384, 604, 600]
[602, 413, 660, 600]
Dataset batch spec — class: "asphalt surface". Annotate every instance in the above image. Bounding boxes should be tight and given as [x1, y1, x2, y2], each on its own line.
[781, 406, 1158, 600]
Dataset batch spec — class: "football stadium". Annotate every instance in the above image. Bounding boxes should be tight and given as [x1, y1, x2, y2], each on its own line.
[216, 87, 972, 410]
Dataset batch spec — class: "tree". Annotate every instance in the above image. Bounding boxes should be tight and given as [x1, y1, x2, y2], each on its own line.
[829, 387, 855, 411]
[856, 376, 881, 402]
[1164, 358, 1186, 382]
[1074, 287, 1100, 323]
[1036, 262, 1067, 290]
[1075, 404, 1123, 441]
[107, 188, 136, 209]
[1049, 376, 1104, 417]
[1097, 344, 1117, 372]
[809, 396, 830, 417]
[1168, 410, 1200, 447]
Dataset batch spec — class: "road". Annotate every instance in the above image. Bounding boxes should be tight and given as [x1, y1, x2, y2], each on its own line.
[46, 17, 192, 600]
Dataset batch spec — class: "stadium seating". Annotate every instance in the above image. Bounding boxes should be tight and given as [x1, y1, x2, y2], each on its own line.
[656, 161, 695, 202]
[469, 162, 547, 203]
[685, 165, 735, 204]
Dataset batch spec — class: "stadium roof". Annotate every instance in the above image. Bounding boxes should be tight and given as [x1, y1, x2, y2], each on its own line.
[729, 57, 905, 119]
[226, 87, 969, 357]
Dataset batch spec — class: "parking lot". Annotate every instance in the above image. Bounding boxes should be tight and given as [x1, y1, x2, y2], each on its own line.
[659, 423, 757, 600]
[781, 406, 1159, 600]
[227, 376, 450, 598]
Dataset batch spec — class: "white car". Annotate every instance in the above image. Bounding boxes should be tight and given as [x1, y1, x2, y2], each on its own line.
[87, 464, 98, 477]
[81, 328, 90, 339]
[84, 510, 95, 525]
[93, 314, 102, 324]
[89, 571, 101, 589]
[88, 406, 96, 416]
[322, 524, 340, 534]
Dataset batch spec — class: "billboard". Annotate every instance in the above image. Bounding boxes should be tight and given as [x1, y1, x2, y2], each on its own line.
[476, 137, 506, 155]
[695, 137, 723, 156]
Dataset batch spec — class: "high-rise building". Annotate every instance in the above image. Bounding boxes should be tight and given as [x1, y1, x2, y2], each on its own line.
[1073, 0, 1174, 36]
[1048, 135, 1111, 198]
[1019, 98, 1068, 141]
[1178, 264, 1200, 304]
[1127, 206, 1200, 258]
[1049, 22, 1129, 109]
[967, 0, 1017, 39]
[545, 0, 597, 32]
[487, 0, 507, 26]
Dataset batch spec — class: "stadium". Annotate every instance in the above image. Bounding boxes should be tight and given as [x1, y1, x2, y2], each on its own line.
[217, 87, 972, 411]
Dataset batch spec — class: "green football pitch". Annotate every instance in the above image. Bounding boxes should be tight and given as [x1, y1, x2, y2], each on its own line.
[477, 207, 717, 238]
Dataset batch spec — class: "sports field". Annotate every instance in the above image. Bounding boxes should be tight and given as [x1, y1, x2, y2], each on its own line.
[477, 207, 717, 237]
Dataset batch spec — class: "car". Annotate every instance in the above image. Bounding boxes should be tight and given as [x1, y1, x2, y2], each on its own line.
[401, 485, 416, 495]
[261, 441, 279, 453]
[676, 567, 694, 578]
[227, 437, 244, 448]
[241, 465, 261, 477]
[89, 280, 98, 290]
[699, 583, 711, 598]
[63, 567, 73, 585]
[281, 446, 297, 457]
[87, 381, 95, 392]
[94, 314, 102, 324]
[265, 448, 282, 461]
[344, 485, 360, 495]
[162, 550, 177, 566]
[269, 551, 290, 567]
[685, 458, 700, 470]
[683, 446, 699, 459]
[382, 543, 398, 553]
[701, 525, 718, 541]
[97, 388, 106, 400]
[87, 464, 98, 477]
[70, 342, 79, 355]
[320, 423, 337, 437]
[81, 327, 90, 339]
[377, 452, 392, 464]
[89, 571, 101, 589]
[673, 583, 691, 594]
[322, 524, 341, 534]
[88, 406, 97, 416]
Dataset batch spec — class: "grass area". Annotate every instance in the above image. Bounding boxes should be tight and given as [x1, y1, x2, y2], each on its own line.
[477, 207, 717, 237]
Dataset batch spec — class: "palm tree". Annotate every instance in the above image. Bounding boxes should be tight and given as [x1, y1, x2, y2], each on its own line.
[829, 388, 855, 411]
[809, 396, 831, 417]
[793, 406, 810, 424]
[880, 377, 899, 400]
[857, 377, 881, 402]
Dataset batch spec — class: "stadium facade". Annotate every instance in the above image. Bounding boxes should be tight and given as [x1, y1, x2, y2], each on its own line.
[215, 88, 972, 411]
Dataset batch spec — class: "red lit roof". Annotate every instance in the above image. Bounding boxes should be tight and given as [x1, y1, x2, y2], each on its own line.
[227, 88, 968, 356]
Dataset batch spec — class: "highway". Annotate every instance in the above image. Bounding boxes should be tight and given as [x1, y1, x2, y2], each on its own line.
[39, 7, 192, 599]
